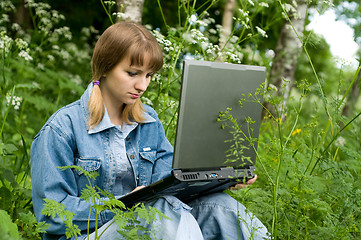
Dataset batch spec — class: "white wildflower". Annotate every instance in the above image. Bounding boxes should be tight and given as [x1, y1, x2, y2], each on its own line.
[238, 9, 249, 17]
[113, 12, 127, 19]
[37, 63, 45, 70]
[18, 50, 33, 61]
[55, 26, 72, 40]
[15, 38, 28, 50]
[322, 0, 334, 7]
[59, 49, 70, 60]
[209, 28, 217, 35]
[11, 23, 22, 32]
[47, 54, 55, 61]
[206, 48, 214, 54]
[169, 99, 178, 109]
[104, 1, 116, 6]
[6, 95, 22, 110]
[0, 34, 13, 53]
[283, 3, 296, 14]
[247, 0, 255, 6]
[227, 52, 241, 64]
[265, 49, 275, 58]
[256, 26, 268, 38]
[163, 40, 172, 47]
[0, 14, 10, 24]
[335, 136, 346, 147]
[229, 36, 238, 44]
[183, 33, 197, 44]
[0, 0, 15, 11]
[188, 14, 198, 25]
[259, 2, 269, 8]
[51, 10, 65, 21]
[201, 41, 209, 50]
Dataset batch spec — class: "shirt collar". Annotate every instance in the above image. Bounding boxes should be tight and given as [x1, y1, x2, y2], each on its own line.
[87, 107, 125, 134]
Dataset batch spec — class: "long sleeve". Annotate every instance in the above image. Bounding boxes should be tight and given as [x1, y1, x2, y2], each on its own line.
[31, 124, 112, 236]
[149, 109, 174, 184]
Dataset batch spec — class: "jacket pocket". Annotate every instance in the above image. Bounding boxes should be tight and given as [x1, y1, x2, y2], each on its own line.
[139, 150, 157, 164]
[75, 157, 101, 175]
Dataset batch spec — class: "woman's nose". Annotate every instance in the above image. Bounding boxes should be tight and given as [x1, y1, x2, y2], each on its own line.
[135, 76, 149, 92]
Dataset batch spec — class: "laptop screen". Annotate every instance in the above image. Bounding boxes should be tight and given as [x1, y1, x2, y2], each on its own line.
[173, 60, 266, 169]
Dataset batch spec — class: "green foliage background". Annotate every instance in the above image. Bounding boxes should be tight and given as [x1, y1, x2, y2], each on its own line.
[1, 0, 360, 239]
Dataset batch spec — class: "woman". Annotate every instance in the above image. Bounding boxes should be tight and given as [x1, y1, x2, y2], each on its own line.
[31, 22, 269, 240]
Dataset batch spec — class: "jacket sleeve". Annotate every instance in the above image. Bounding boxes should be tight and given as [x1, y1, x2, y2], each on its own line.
[31, 124, 112, 236]
[150, 114, 174, 183]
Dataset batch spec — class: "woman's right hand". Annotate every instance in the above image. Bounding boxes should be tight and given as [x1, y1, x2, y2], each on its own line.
[130, 185, 146, 193]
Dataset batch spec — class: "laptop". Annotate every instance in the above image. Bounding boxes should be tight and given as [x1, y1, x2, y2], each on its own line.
[118, 59, 266, 207]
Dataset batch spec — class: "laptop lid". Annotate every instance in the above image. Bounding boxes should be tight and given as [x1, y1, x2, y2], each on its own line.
[173, 60, 266, 169]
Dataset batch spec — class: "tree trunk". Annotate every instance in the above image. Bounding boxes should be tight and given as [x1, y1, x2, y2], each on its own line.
[116, 0, 145, 24]
[219, 0, 236, 50]
[265, 0, 308, 118]
[15, 0, 31, 29]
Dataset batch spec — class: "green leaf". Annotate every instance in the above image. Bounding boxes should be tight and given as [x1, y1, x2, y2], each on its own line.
[36, 221, 51, 234]
[42, 199, 66, 220]
[80, 185, 100, 201]
[3, 168, 16, 184]
[15, 83, 41, 90]
[58, 165, 99, 181]
[0, 209, 20, 240]
[3, 144, 18, 155]
[0, 186, 13, 211]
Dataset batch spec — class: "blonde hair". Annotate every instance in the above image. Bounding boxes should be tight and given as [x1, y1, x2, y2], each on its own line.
[88, 22, 163, 128]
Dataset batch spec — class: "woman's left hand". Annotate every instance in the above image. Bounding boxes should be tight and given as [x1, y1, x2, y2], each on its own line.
[229, 174, 257, 190]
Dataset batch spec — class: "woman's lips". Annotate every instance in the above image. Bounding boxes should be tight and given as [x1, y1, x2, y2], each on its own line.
[130, 93, 140, 99]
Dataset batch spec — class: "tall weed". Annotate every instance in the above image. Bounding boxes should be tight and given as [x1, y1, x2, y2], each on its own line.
[228, 1, 361, 239]
[1, 0, 360, 239]
[1, 0, 93, 238]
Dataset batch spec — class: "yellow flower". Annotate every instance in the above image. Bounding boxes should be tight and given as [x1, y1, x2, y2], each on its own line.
[292, 128, 302, 136]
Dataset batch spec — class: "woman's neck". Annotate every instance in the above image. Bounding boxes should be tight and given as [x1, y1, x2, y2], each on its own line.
[105, 102, 124, 126]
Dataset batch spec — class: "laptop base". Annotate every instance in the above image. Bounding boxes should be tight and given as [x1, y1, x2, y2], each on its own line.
[119, 166, 255, 208]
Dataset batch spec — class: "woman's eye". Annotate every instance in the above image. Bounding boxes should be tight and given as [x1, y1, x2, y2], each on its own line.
[146, 73, 154, 78]
[127, 72, 137, 77]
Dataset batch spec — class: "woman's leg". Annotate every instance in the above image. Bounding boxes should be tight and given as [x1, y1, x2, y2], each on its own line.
[87, 195, 204, 240]
[188, 192, 269, 240]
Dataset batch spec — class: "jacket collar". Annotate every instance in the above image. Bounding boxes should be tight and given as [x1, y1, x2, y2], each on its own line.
[80, 83, 156, 134]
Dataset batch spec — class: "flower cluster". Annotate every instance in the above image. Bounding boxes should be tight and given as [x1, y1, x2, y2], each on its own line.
[0, 33, 13, 54]
[0, 32, 33, 62]
[6, 95, 22, 110]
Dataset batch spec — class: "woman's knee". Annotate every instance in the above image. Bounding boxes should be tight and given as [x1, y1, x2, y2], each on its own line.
[189, 192, 245, 213]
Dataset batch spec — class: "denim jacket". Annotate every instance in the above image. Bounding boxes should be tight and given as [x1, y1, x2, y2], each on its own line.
[31, 84, 173, 239]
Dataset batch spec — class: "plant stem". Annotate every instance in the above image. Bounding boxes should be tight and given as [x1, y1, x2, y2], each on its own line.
[157, 0, 168, 28]
[0, 86, 16, 138]
[100, 0, 114, 24]
[336, 66, 361, 110]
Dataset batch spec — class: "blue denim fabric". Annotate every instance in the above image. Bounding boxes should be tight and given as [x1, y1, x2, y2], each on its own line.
[31, 84, 173, 239]
[85, 193, 269, 240]
[31, 83, 269, 240]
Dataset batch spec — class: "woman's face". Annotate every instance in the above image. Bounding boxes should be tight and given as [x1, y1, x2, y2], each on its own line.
[101, 54, 154, 110]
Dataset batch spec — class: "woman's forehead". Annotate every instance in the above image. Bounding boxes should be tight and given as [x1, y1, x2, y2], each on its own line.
[128, 52, 159, 69]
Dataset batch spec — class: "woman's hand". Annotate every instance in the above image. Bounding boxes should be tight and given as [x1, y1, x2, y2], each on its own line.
[229, 174, 257, 190]
[130, 185, 146, 193]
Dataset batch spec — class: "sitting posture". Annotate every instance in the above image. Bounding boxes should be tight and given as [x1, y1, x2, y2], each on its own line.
[31, 21, 269, 240]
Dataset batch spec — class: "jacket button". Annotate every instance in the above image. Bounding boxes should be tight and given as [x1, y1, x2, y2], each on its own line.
[126, 137, 130, 141]
[130, 154, 135, 159]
